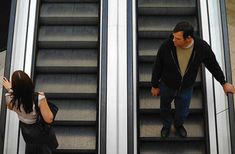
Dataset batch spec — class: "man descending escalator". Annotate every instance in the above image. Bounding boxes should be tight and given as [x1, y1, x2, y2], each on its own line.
[151, 21, 235, 138]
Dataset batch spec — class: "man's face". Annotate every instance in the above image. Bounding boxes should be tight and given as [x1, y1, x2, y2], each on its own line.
[173, 31, 190, 48]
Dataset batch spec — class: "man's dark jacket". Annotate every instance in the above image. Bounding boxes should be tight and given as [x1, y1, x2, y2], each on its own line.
[151, 36, 226, 90]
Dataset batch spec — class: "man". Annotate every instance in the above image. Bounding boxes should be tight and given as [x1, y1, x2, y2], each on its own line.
[151, 21, 235, 138]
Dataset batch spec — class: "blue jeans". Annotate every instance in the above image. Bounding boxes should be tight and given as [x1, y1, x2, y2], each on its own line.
[160, 82, 193, 128]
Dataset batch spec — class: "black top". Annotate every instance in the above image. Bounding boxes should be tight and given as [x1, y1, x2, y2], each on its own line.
[151, 35, 226, 90]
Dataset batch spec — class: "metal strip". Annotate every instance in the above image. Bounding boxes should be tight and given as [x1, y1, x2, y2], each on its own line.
[117, 0, 128, 152]
[0, 0, 17, 153]
[132, 0, 137, 153]
[106, 0, 118, 151]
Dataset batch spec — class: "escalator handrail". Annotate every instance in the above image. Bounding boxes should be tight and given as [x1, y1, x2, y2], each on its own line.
[0, 0, 17, 153]
[219, 0, 235, 153]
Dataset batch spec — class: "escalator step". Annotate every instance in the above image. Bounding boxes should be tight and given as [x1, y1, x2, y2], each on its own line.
[35, 74, 97, 94]
[138, 38, 164, 60]
[139, 87, 203, 110]
[36, 49, 97, 73]
[54, 120, 96, 126]
[138, 16, 197, 38]
[43, 0, 98, 2]
[38, 26, 98, 48]
[40, 3, 99, 25]
[36, 66, 97, 74]
[140, 142, 205, 154]
[138, 63, 201, 83]
[53, 126, 96, 151]
[43, 93, 97, 99]
[138, 0, 196, 15]
[140, 114, 204, 138]
[53, 99, 97, 122]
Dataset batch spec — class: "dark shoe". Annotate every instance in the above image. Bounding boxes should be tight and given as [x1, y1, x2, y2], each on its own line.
[161, 127, 170, 138]
[175, 125, 187, 137]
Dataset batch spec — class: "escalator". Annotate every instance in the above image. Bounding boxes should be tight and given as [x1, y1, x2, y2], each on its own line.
[34, 0, 100, 153]
[137, 0, 208, 153]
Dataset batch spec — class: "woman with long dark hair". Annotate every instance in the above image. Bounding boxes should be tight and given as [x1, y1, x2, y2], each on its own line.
[2, 70, 58, 154]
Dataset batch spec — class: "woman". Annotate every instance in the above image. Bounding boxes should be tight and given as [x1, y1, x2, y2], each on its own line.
[2, 70, 58, 154]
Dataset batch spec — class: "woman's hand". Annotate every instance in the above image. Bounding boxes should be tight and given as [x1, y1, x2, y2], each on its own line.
[2, 77, 12, 91]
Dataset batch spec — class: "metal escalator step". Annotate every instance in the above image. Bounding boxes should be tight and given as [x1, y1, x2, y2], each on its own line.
[36, 66, 97, 74]
[138, 16, 198, 38]
[140, 142, 205, 154]
[139, 39, 164, 61]
[53, 126, 96, 151]
[37, 49, 97, 67]
[44, 93, 97, 99]
[138, 0, 196, 15]
[35, 74, 97, 94]
[139, 81, 202, 88]
[139, 109, 202, 115]
[43, 0, 98, 2]
[38, 26, 98, 48]
[139, 87, 203, 110]
[140, 114, 204, 138]
[138, 63, 201, 83]
[40, 3, 99, 25]
[54, 121, 96, 126]
[36, 49, 97, 73]
[53, 149, 96, 154]
[52, 99, 96, 122]
[138, 62, 154, 83]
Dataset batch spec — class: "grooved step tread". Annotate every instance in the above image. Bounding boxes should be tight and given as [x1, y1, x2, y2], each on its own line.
[35, 74, 97, 94]
[40, 3, 99, 25]
[38, 26, 98, 48]
[53, 99, 97, 121]
[44, 93, 97, 99]
[36, 49, 98, 71]
[139, 39, 164, 57]
[138, 16, 198, 38]
[43, 0, 98, 2]
[36, 66, 97, 74]
[138, 63, 201, 83]
[54, 126, 96, 150]
[140, 114, 204, 138]
[140, 142, 205, 154]
[139, 87, 203, 110]
[54, 120, 96, 126]
[138, 0, 196, 8]
[138, 0, 196, 15]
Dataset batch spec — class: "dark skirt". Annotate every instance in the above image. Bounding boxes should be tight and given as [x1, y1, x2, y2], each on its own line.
[25, 144, 52, 154]
[19, 121, 58, 154]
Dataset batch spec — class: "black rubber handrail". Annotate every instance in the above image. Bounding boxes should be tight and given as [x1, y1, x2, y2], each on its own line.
[99, 0, 108, 153]
[0, 0, 17, 153]
[127, 0, 134, 154]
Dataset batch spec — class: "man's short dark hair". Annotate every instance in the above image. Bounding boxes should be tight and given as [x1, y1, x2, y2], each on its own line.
[173, 21, 194, 39]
